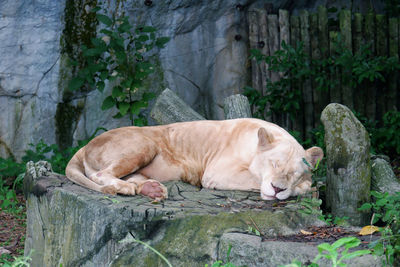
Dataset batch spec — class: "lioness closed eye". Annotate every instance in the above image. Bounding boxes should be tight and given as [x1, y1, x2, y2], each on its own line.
[66, 118, 323, 201]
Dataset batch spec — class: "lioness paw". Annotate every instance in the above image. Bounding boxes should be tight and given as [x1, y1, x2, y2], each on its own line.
[138, 180, 168, 200]
[101, 185, 118, 195]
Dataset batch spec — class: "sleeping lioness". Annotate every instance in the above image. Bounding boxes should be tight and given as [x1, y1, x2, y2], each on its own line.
[66, 118, 323, 201]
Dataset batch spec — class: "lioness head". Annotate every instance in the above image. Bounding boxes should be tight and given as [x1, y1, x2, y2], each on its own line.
[249, 128, 323, 200]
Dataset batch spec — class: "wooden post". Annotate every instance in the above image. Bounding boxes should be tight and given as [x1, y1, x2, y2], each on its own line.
[223, 94, 252, 119]
[248, 10, 262, 96]
[364, 12, 376, 120]
[258, 9, 270, 97]
[339, 9, 353, 110]
[311, 13, 321, 127]
[150, 88, 205, 125]
[279, 9, 290, 129]
[353, 13, 365, 116]
[388, 17, 399, 111]
[267, 14, 282, 125]
[300, 10, 313, 137]
[329, 31, 341, 104]
[317, 6, 330, 121]
[376, 14, 388, 119]
[290, 16, 304, 136]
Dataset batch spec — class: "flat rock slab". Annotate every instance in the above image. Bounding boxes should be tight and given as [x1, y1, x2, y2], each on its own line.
[23, 165, 378, 267]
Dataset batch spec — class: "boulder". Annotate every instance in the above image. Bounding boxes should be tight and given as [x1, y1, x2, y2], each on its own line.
[24, 161, 326, 267]
[218, 233, 381, 267]
[321, 103, 371, 226]
[371, 155, 400, 194]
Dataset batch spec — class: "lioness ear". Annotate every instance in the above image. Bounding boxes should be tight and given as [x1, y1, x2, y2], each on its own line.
[305, 147, 324, 168]
[257, 128, 274, 150]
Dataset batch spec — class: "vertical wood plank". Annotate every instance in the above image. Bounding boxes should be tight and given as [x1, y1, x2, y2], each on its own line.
[248, 10, 262, 96]
[376, 14, 388, 119]
[267, 14, 281, 125]
[317, 6, 330, 118]
[329, 31, 342, 104]
[290, 15, 303, 135]
[388, 17, 398, 111]
[258, 9, 272, 121]
[290, 16, 300, 48]
[279, 10, 290, 48]
[353, 13, 365, 116]
[311, 13, 322, 127]
[364, 12, 376, 120]
[279, 9, 290, 129]
[339, 9, 353, 110]
[258, 9, 270, 96]
[300, 10, 313, 137]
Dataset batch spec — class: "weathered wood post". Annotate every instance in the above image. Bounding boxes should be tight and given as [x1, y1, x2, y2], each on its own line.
[223, 94, 252, 119]
[321, 103, 371, 226]
[150, 88, 205, 124]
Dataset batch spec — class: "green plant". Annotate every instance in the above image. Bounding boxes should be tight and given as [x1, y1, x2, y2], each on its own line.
[22, 127, 107, 175]
[281, 237, 371, 267]
[245, 39, 400, 147]
[205, 245, 238, 267]
[245, 41, 309, 120]
[0, 179, 23, 214]
[359, 191, 400, 265]
[0, 250, 32, 267]
[69, 5, 169, 126]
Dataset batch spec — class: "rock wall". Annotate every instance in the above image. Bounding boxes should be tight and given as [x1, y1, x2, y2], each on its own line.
[0, 0, 386, 159]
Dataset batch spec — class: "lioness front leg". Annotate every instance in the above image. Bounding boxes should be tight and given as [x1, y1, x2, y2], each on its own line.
[124, 174, 168, 200]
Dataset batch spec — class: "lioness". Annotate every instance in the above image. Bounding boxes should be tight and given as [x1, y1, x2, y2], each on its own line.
[66, 118, 323, 201]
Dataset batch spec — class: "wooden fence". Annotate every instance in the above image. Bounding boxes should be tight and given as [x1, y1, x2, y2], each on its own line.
[248, 6, 399, 139]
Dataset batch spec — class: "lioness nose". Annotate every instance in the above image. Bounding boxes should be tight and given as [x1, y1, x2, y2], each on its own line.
[272, 183, 285, 194]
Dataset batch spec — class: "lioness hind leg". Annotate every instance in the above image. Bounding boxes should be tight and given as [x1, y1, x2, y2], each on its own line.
[125, 174, 168, 200]
[90, 171, 137, 196]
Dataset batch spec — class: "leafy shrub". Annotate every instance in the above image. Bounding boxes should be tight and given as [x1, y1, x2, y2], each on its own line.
[282, 237, 371, 267]
[69, 5, 169, 126]
[359, 191, 400, 265]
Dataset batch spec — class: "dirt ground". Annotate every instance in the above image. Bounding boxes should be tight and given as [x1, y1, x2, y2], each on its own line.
[0, 195, 26, 263]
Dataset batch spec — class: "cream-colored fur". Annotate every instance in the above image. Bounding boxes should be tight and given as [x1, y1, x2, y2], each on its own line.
[65, 118, 323, 201]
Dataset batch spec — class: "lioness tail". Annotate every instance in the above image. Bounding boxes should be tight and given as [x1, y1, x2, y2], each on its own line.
[65, 147, 103, 192]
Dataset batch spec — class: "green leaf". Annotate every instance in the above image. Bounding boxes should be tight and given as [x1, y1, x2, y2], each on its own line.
[138, 34, 149, 42]
[118, 102, 130, 116]
[142, 92, 155, 101]
[139, 26, 156, 33]
[90, 6, 101, 13]
[156, 37, 170, 48]
[97, 81, 105, 92]
[317, 243, 333, 253]
[131, 101, 147, 115]
[112, 86, 124, 98]
[340, 249, 371, 261]
[69, 77, 84, 91]
[96, 14, 112, 26]
[101, 96, 116, 110]
[113, 112, 123, 119]
[332, 237, 360, 250]
[358, 203, 372, 211]
[83, 48, 104, 57]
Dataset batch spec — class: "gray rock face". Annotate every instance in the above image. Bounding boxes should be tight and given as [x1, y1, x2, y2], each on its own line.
[218, 233, 381, 267]
[0, 0, 64, 158]
[371, 156, 400, 194]
[321, 103, 371, 226]
[24, 164, 327, 267]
